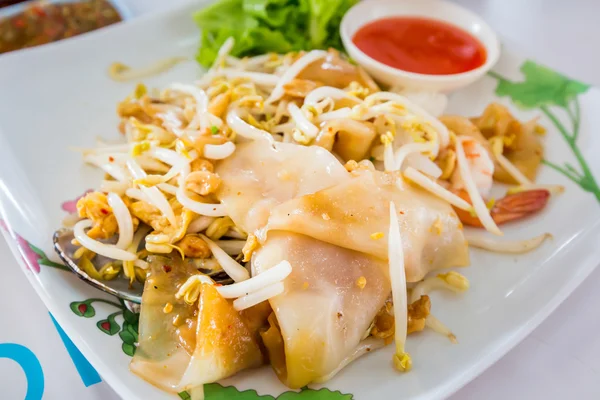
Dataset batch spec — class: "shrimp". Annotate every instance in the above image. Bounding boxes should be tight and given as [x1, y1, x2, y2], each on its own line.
[453, 189, 551, 227]
[450, 138, 494, 198]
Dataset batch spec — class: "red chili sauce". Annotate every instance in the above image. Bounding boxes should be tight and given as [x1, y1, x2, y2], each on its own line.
[352, 17, 487, 75]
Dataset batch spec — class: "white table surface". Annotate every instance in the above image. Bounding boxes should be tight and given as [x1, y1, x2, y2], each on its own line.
[1, 0, 599, 399]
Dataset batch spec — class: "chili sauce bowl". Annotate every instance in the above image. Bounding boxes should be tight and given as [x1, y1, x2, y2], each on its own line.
[340, 0, 500, 92]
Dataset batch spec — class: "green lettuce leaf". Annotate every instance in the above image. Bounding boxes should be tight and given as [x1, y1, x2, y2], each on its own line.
[193, 0, 358, 67]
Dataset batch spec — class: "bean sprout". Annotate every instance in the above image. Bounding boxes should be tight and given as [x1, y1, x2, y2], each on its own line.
[219, 260, 291, 299]
[266, 50, 328, 104]
[204, 142, 236, 160]
[233, 282, 284, 311]
[74, 220, 136, 261]
[455, 137, 502, 236]
[466, 231, 551, 253]
[107, 193, 134, 249]
[199, 234, 250, 282]
[403, 167, 472, 211]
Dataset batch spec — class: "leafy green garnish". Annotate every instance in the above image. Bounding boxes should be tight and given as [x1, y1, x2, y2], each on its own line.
[193, 0, 358, 67]
[211, 125, 220, 135]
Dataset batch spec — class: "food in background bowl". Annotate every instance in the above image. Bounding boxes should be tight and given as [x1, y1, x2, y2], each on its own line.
[0, 0, 122, 55]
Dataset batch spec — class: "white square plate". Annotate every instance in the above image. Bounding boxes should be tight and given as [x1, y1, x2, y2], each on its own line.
[1, 1, 600, 399]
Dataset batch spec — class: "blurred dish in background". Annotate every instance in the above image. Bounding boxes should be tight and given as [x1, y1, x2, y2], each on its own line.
[0, 1, 27, 8]
[0, 0, 124, 54]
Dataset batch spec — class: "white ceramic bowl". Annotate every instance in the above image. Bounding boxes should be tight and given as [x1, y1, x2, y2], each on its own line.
[340, 0, 500, 92]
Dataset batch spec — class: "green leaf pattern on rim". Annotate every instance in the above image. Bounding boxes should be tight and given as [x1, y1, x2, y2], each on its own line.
[489, 60, 600, 202]
[70, 298, 136, 355]
[184, 385, 354, 400]
[27, 242, 71, 271]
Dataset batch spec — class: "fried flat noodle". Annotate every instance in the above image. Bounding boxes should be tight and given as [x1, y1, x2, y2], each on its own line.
[130, 257, 264, 392]
[253, 232, 390, 388]
[215, 139, 349, 234]
[265, 170, 469, 282]
[298, 50, 379, 92]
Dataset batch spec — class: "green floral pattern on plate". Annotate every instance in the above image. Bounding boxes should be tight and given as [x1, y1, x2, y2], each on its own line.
[489, 61, 599, 202]
[70, 298, 138, 356]
[183, 385, 353, 399]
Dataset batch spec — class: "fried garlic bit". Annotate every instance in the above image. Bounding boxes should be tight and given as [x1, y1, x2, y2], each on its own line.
[371, 302, 395, 343]
[428, 217, 443, 235]
[370, 296, 432, 343]
[344, 160, 359, 172]
[190, 158, 215, 172]
[407, 295, 431, 334]
[370, 232, 384, 240]
[356, 276, 367, 289]
[176, 235, 211, 259]
[185, 170, 221, 196]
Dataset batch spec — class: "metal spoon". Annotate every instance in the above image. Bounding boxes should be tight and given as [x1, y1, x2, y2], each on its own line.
[53, 228, 144, 304]
[53, 228, 234, 306]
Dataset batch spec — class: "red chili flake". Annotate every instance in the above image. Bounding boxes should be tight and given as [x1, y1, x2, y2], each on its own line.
[399, 211, 405, 214]
[13, 18, 25, 28]
[78, 303, 88, 313]
[108, 156, 115, 162]
[31, 6, 46, 17]
[162, 265, 172, 273]
[100, 208, 109, 215]
[100, 321, 111, 331]
[214, 283, 223, 287]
